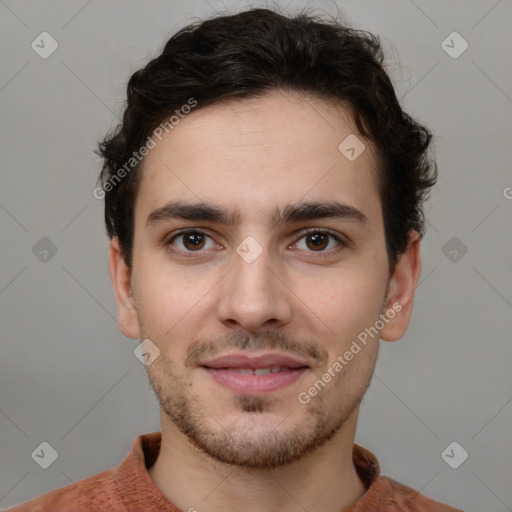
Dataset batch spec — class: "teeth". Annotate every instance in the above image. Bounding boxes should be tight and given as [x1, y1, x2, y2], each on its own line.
[226, 366, 291, 374]
[270, 366, 290, 373]
[254, 368, 272, 375]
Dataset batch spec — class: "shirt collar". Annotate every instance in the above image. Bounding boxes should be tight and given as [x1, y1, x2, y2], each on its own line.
[114, 431, 382, 511]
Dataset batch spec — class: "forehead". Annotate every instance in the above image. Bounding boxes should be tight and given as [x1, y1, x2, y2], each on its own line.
[134, 90, 382, 227]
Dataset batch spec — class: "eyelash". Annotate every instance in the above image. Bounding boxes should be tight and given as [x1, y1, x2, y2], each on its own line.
[165, 228, 348, 259]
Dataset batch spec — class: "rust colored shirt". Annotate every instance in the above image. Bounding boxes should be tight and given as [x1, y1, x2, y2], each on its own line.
[6, 431, 463, 511]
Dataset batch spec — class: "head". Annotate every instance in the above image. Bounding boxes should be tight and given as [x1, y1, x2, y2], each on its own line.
[98, 8, 436, 468]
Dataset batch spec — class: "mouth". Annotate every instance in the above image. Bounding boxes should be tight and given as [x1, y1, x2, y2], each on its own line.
[200, 352, 311, 394]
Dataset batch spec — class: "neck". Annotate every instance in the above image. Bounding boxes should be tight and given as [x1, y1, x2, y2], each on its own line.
[148, 409, 367, 512]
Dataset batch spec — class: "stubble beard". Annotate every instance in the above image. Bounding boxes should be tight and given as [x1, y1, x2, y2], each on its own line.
[146, 352, 375, 469]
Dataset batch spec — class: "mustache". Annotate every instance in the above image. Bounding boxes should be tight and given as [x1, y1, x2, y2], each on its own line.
[185, 331, 327, 368]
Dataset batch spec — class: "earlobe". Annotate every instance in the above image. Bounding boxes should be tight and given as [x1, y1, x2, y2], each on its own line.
[380, 231, 422, 342]
[108, 237, 141, 339]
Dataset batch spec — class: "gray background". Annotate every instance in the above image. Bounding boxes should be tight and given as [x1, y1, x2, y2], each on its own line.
[1, 0, 511, 510]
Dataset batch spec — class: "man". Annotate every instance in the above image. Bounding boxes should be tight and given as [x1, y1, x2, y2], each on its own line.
[8, 7, 464, 512]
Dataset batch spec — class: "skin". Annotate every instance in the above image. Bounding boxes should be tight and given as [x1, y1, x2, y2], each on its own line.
[109, 90, 421, 512]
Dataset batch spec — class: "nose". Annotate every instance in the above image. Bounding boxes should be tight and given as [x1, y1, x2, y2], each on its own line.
[217, 245, 293, 333]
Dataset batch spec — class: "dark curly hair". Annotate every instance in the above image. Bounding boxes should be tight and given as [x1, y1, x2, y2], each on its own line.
[96, 7, 437, 270]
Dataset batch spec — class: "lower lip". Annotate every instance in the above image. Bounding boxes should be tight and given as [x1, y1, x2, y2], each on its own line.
[203, 367, 308, 394]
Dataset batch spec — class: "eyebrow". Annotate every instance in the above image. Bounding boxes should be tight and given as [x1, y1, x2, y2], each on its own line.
[146, 200, 368, 229]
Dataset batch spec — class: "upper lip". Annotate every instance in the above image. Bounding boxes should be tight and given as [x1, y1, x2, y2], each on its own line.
[201, 352, 310, 369]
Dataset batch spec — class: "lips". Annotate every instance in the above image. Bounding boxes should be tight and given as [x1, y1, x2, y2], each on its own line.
[200, 352, 310, 394]
[201, 352, 309, 370]
[223, 366, 291, 375]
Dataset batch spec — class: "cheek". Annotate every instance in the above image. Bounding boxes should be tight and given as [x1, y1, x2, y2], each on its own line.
[300, 266, 387, 347]
[134, 264, 190, 334]
[134, 259, 220, 348]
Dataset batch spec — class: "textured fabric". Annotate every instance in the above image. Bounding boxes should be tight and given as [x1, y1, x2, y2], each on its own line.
[7, 431, 464, 511]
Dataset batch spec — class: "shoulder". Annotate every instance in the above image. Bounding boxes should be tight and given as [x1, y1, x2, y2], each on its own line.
[377, 476, 465, 512]
[4, 468, 119, 512]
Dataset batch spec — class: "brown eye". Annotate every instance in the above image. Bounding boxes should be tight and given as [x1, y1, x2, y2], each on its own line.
[167, 230, 216, 254]
[305, 232, 329, 251]
[293, 229, 346, 256]
[181, 232, 206, 251]
[165, 229, 222, 259]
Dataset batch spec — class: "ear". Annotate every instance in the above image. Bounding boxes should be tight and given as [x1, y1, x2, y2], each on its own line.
[108, 237, 141, 339]
[380, 230, 422, 342]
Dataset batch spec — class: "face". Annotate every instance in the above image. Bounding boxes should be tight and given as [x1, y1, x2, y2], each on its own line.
[110, 90, 420, 468]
